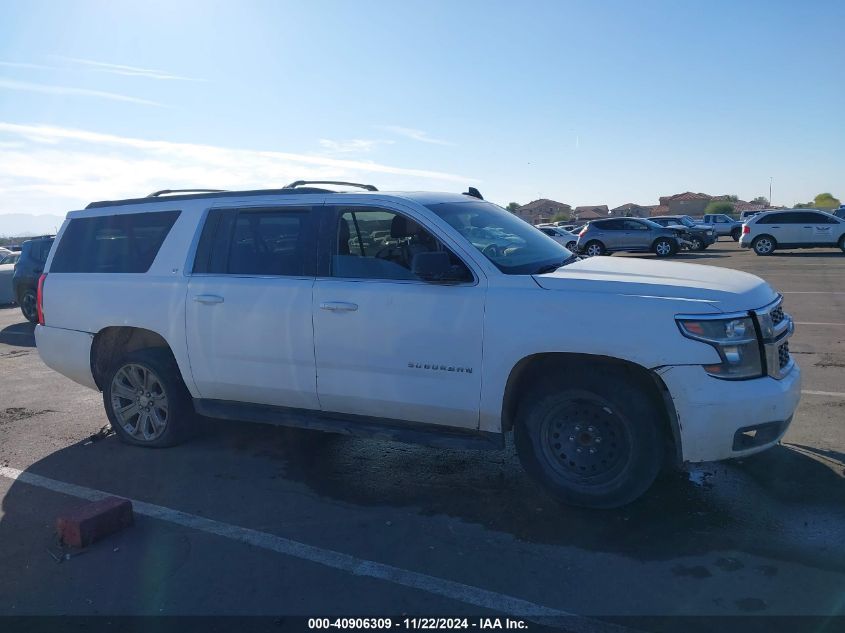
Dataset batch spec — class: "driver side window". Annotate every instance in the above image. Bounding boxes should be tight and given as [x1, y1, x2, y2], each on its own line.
[332, 208, 472, 283]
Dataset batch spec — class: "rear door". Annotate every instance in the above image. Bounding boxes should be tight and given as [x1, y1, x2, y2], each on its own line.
[755, 212, 791, 244]
[312, 203, 485, 429]
[186, 205, 319, 409]
[621, 219, 652, 249]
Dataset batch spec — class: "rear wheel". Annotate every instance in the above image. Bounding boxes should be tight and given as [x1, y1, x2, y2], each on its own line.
[653, 238, 675, 257]
[839, 235, 845, 253]
[20, 289, 37, 323]
[731, 228, 742, 241]
[752, 235, 776, 256]
[514, 369, 664, 508]
[584, 241, 605, 257]
[103, 348, 196, 447]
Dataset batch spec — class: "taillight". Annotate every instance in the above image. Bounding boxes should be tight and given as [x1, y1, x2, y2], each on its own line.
[742, 225, 750, 234]
[578, 226, 589, 236]
[36, 273, 47, 325]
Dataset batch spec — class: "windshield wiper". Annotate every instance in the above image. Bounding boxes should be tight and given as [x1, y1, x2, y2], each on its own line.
[533, 255, 579, 275]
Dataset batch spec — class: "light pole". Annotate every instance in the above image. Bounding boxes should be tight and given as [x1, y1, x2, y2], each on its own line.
[769, 177, 773, 206]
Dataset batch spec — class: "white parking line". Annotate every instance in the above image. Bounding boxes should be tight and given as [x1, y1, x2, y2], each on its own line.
[0, 466, 633, 633]
[802, 390, 845, 399]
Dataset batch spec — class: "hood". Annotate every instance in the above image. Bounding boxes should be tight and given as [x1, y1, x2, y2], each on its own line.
[533, 256, 777, 313]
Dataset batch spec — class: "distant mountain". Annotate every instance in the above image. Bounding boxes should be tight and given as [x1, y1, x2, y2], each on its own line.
[0, 214, 65, 238]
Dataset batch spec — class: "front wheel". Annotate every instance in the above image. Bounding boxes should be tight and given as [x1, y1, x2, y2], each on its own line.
[839, 235, 845, 253]
[689, 236, 704, 251]
[103, 348, 196, 447]
[20, 289, 37, 323]
[731, 228, 742, 241]
[566, 241, 576, 252]
[653, 238, 675, 257]
[514, 370, 664, 508]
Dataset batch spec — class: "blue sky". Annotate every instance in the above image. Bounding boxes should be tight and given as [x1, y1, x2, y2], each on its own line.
[0, 0, 843, 219]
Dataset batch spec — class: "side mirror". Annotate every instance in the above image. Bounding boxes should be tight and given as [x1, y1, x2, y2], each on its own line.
[411, 251, 452, 282]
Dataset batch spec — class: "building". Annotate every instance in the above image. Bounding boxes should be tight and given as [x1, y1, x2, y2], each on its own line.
[658, 192, 713, 216]
[574, 205, 609, 221]
[514, 199, 572, 225]
[609, 203, 652, 218]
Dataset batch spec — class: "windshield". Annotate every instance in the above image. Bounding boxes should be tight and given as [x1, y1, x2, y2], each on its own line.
[425, 200, 572, 274]
[677, 216, 697, 227]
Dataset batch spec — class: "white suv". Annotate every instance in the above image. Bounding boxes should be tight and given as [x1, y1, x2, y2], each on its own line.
[740, 209, 845, 255]
[35, 182, 801, 508]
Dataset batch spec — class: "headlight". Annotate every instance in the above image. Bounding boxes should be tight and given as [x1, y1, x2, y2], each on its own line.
[677, 316, 763, 379]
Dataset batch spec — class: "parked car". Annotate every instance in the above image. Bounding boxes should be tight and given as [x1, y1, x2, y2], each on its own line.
[834, 206, 845, 220]
[537, 226, 578, 251]
[0, 247, 13, 259]
[649, 215, 716, 251]
[35, 181, 799, 509]
[0, 253, 19, 304]
[11, 235, 54, 322]
[701, 213, 743, 241]
[739, 209, 845, 255]
[575, 218, 687, 257]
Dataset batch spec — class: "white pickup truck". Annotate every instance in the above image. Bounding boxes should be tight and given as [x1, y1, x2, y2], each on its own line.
[34, 182, 800, 508]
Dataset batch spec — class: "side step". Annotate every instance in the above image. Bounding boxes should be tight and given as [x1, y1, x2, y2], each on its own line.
[193, 399, 504, 451]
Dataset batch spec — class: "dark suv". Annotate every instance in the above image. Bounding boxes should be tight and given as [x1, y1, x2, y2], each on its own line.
[12, 235, 54, 322]
[650, 215, 716, 251]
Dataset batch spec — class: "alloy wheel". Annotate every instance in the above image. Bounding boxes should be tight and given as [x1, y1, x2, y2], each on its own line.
[110, 363, 169, 442]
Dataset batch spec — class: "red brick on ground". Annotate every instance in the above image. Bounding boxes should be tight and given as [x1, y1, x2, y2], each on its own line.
[56, 496, 133, 548]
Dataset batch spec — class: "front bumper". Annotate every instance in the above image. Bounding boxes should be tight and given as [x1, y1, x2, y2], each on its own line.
[656, 363, 801, 463]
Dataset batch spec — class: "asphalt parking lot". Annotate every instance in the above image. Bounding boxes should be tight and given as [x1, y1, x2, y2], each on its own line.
[1, 241, 844, 632]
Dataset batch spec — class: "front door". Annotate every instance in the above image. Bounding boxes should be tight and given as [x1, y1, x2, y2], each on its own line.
[312, 205, 485, 429]
[622, 219, 652, 249]
[186, 205, 319, 409]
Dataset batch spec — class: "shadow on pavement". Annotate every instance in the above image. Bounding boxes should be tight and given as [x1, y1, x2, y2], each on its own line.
[0, 319, 35, 347]
[3, 419, 845, 579]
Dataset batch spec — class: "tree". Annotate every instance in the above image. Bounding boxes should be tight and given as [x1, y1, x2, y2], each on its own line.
[506, 202, 521, 213]
[704, 201, 735, 215]
[813, 193, 840, 209]
[727, 194, 739, 202]
[751, 196, 769, 205]
[551, 211, 570, 223]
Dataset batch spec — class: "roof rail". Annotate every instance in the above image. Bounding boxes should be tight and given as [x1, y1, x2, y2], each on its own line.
[283, 180, 378, 192]
[147, 189, 227, 198]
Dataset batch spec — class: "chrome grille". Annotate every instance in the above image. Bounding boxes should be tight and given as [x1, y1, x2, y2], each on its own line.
[778, 341, 790, 369]
[755, 296, 794, 379]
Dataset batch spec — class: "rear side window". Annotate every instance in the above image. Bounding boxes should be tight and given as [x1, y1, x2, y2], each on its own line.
[193, 207, 315, 276]
[756, 213, 783, 225]
[51, 211, 180, 273]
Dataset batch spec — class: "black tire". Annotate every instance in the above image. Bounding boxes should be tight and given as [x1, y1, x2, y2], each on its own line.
[839, 235, 845, 253]
[652, 238, 675, 257]
[20, 289, 37, 323]
[689, 236, 704, 251]
[584, 240, 605, 257]
[514, 368, 664, 509]
[751, 235, 776, 256]
[103, 348, 196, 447]
[731, 228, 741, 241]
[566, 241, 576, 251]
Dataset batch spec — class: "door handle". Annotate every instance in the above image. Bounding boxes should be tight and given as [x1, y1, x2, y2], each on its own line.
[320, 301, 358, 312]
[194, 294, 225, 304]
[771, 226, 781, 229]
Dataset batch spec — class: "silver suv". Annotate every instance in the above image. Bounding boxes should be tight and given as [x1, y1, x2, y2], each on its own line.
[575, 218, 685, 257]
